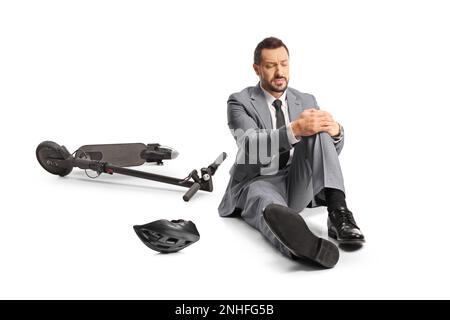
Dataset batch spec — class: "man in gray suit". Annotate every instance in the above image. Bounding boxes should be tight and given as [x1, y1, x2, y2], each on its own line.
[218, 37, 365, 268]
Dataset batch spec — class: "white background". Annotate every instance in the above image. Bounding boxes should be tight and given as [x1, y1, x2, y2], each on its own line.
[1, 0, 450, 299]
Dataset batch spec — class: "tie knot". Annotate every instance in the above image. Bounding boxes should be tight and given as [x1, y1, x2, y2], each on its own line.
[272, 99, 282, 109]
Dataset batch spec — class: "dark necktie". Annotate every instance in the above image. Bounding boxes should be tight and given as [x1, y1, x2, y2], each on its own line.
[272, 99, 289, 169]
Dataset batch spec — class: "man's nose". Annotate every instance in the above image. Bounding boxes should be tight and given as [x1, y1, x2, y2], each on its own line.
[275, 68, 284, 78]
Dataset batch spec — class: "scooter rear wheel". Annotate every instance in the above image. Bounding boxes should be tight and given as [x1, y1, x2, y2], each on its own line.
[36, 141, 73, 177]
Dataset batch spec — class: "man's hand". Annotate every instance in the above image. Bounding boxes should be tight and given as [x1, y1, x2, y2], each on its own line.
[291, 109, 340, 137]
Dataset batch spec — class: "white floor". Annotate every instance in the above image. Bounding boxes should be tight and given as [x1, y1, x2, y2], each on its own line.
[1, 154, 449, 299]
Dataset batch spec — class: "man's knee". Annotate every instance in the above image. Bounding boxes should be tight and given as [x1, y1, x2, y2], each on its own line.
[302, 132, 333, 145]
[292, 132, 337, 160]
[318, 132, 335, 145]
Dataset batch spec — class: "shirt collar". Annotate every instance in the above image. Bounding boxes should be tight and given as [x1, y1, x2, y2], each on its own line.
[259, 83, 287, 107]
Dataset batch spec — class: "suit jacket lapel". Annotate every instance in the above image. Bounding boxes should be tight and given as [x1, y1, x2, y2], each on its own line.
[286, 88, 303, 121]
[250, 84, 273, 129]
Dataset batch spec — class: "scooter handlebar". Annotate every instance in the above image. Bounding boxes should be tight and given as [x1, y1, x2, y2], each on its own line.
[208, 152, 227, 175]
[183, 182, 201, 202]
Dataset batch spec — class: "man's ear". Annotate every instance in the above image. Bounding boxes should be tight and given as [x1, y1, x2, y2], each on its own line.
[253, 64, 260, 76]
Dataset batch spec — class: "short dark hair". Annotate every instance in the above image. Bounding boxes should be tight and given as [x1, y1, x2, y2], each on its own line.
[254, 37, 289, 65]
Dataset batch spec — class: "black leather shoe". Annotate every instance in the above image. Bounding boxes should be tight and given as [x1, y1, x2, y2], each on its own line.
[328, 207, 365, 244]
[264, 204, 339, 268]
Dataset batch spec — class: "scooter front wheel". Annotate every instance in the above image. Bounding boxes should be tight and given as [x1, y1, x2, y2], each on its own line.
[36, 141, 73, 177]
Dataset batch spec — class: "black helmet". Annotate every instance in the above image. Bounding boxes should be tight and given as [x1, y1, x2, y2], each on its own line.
[133, 219, 200, 253]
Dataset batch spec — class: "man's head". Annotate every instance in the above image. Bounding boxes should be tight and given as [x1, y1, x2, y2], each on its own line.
[253, 37, 290, 97]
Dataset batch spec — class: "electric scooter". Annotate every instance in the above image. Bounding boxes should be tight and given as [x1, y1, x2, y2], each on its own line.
[36, 141, 227, 202]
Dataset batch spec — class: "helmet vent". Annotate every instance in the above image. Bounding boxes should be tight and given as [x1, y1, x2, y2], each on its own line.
[166, 238, 178, 244]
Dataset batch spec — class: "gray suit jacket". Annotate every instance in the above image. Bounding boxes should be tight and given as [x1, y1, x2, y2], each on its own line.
[218, 83, 344, 217]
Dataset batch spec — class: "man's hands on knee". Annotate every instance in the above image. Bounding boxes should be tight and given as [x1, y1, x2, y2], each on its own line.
[291, 108, 340, 138]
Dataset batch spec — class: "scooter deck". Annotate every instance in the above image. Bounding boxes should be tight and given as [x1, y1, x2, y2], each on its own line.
[76, 143, 147, 167]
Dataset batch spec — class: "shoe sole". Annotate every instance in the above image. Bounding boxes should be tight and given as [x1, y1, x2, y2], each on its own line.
[263, 205, 339, 268]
